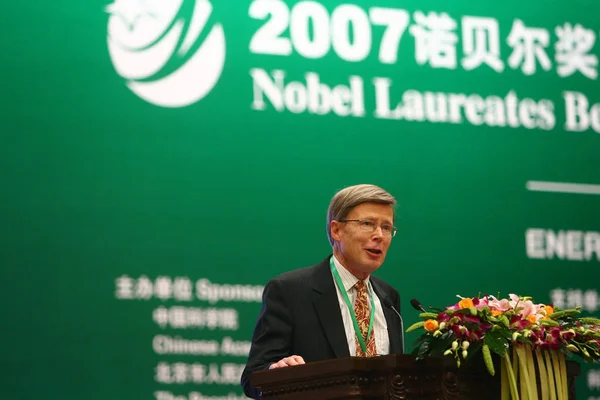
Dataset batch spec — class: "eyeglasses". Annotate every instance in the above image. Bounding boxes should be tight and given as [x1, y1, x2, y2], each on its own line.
[337, 219, 397, 237]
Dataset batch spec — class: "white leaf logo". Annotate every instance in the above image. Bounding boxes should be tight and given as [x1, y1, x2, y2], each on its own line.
[106, 0, 225, 108]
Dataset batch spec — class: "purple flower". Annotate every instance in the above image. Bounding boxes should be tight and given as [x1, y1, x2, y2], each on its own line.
[437, 312, 451, 323]
[509, 314, 532, 330]
[560, 329, 575, 341]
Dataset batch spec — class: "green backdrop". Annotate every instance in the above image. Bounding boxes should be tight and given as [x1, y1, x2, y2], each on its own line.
[1, 0, 599, 399]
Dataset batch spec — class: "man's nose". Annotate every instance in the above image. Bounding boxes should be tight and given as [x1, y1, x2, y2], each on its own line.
[371, 226, 384, 239]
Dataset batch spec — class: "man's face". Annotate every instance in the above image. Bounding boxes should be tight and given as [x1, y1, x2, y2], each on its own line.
[330, 202, 394, 277]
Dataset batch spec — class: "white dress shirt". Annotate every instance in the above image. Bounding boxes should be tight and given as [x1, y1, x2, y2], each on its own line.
[330, 255, 390, 356]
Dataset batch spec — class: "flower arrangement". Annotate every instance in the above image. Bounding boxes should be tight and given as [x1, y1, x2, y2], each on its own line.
[407, 294, 600, 399]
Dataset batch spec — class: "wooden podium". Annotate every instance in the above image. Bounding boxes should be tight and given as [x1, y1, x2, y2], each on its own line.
[250, 354, 580, 399]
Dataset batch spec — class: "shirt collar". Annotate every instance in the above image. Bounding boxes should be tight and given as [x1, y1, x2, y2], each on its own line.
[332, 254, 371, 293]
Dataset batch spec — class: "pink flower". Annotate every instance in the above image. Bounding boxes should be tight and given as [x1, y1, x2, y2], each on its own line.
[508, 294, 521, 308]
[487, 295, 512, 312]
[507, 294, 542, 320]
[473, 297, 489, 310]
[459, 314, 481, 324]
[449, 324, 469, 339]
[560, 329, 575, 341]
[544, 327, 562, 349]
[437, 312, 451, 323]
[519, 300, 539, 319]
[510, 314, 532, 330]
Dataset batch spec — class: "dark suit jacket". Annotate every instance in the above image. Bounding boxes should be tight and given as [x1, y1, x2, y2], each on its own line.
[241, 255, 404, 398]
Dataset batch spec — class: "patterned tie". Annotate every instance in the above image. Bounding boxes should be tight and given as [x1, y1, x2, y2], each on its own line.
[354, 280, 377, 357]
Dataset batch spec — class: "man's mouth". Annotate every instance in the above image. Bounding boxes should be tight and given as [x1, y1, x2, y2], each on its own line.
[365, 248, 382, 255]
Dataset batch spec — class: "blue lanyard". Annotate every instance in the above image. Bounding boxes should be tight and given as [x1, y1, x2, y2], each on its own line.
[330, 257, 375, 354]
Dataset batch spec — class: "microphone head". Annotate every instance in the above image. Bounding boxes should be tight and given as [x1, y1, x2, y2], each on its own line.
[410, 298, 424, 312]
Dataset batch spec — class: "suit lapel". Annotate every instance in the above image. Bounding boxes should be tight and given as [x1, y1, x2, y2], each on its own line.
[312, 257, 350, 358]
[371, 279, 403, 354]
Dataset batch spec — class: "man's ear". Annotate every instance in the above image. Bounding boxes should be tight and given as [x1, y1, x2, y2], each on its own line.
[330, 220, 342, 242]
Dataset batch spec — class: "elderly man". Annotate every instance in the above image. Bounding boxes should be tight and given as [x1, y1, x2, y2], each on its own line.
[241, 184, 404, 399]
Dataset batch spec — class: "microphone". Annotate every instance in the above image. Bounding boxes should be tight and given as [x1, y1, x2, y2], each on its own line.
[382, 298, 405, 354]
[410, 298, 427, 313]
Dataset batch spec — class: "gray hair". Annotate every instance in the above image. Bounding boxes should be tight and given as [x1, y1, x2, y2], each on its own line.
[326, 184, 396, 246]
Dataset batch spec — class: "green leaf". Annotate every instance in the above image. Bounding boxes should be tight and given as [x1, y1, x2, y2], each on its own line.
[428, 307, 445, 313]
[415, 338, 432, 360]
[429, 331, 455, 355]
[539, 319, 560, 327]
[550, 307, 582, 320]
[482, 344, 495, 376]
[484, 329, 509, 357]
[464, 340, 483, 362]
[406, 321, 425, 333]
[419, 312, 439, 319]
[455, 308, 472, 315]
[580, 317, 600, 325]
[410, 334, 433, 357]
[561, 347, 575, 359]
[410, 347, 420, 357]
[410, 334, 428, 347]
[498, 327, 513, 340]
[463, 322, 481, 330]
